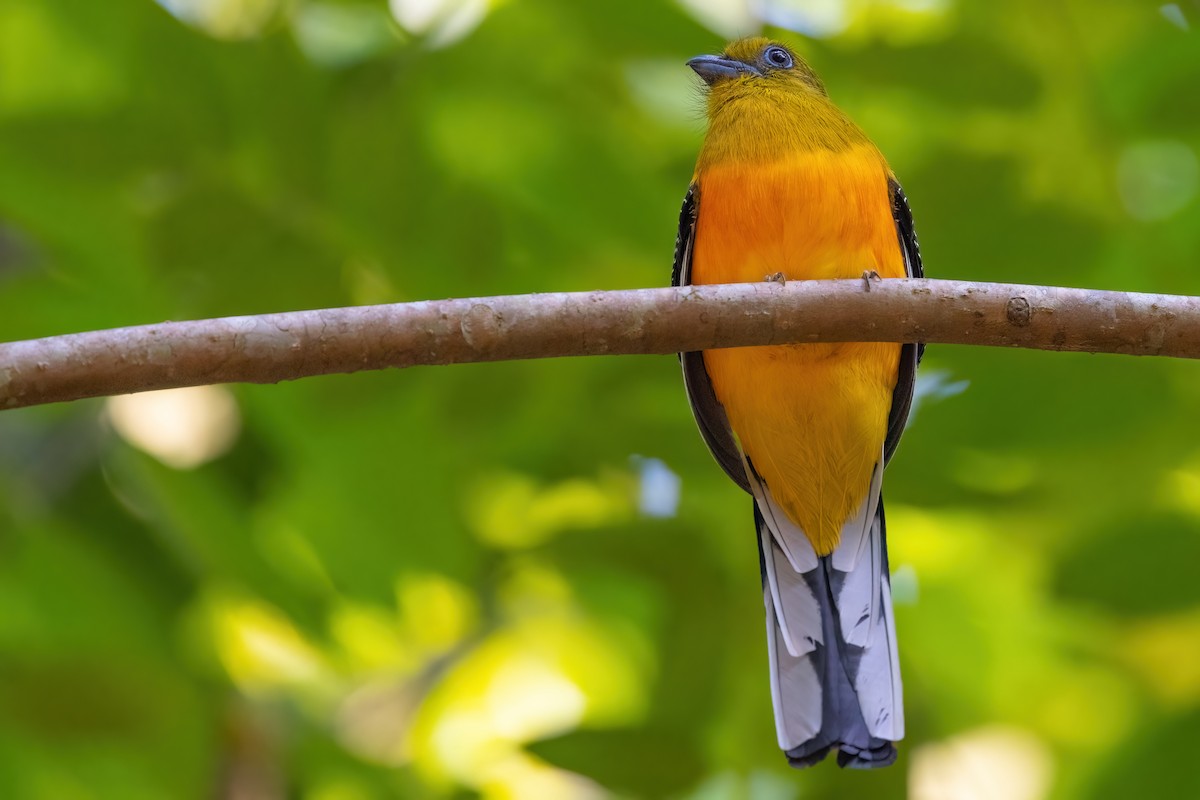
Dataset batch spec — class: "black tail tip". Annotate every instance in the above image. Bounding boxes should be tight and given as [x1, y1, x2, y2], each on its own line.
[837, 742, 898, 769]
[786, 742, 897, 770]
[787, 744, 834, 769]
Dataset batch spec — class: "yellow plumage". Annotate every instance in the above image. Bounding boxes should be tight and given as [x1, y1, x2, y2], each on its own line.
[689, 40, 905, 554]
[678, 35, 918, 769]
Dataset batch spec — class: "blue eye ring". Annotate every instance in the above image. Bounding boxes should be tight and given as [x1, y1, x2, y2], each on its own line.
[764, 46, 793, 69]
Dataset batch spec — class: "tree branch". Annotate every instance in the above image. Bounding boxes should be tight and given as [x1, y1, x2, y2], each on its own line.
[3, 278, 1198, 411]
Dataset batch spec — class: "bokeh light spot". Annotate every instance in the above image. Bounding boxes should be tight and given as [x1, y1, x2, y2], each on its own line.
[107, 385, 241, 469]
[467, 471, 632, 549]
[389, 0, 491, 47]
[911, 726, 1053, 800]
[292, 2, 402, 67]
[156, 0, 280, 40]
[203, 593, 330, 696]
[674, 0, 759, 38]
[632, 456, 681, 518]
[397, 572, 479, 653]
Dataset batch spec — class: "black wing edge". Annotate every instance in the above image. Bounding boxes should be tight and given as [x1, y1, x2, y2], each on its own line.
[884, 177, 925, 465]
[673, 185, 752, 494]
[670, 185, 696, 288]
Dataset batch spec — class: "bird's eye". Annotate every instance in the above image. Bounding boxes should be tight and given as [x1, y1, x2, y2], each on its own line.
[764, 46, 793, 69]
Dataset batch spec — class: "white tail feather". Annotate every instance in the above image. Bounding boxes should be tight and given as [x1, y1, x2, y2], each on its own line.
[832, 457, 884, 572]
[833, 459, 884, 648]
[746, 459, 819, 573]
[765, 585, 823, 747]
[754, 449, 903, 762]
[761, 520, 822, 658]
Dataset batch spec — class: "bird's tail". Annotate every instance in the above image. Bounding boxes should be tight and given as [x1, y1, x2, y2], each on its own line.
[749, 457, 903, 769]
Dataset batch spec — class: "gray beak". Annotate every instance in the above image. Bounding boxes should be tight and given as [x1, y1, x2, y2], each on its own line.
[687, 54, 762, 85]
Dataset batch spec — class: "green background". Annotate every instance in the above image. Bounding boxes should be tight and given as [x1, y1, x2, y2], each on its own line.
[2, 0, 1200, 798]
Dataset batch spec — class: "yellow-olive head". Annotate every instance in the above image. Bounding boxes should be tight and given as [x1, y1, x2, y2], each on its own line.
[687, 37, 826, 96]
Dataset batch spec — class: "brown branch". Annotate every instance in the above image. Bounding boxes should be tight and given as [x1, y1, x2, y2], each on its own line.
[2, 278, 1198, 411]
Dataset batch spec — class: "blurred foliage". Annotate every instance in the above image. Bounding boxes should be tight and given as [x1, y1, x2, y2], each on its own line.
[1, 0, 1200, 798]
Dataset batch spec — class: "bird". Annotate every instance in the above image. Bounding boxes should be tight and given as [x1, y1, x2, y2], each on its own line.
[672, 37, 924, 769]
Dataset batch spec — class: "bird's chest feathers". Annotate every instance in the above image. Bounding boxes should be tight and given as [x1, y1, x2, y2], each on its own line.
[688, 146, 903, 552]
[690, 146, 903, 285]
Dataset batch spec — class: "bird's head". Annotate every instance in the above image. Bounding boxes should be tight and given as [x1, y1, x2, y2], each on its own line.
[687, 37, 827, 99]
[686, 37, 865, 161]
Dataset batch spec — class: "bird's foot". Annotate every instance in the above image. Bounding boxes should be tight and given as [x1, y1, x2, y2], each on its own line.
[861, 269, 881, 291]
[765, 272, 786, 285]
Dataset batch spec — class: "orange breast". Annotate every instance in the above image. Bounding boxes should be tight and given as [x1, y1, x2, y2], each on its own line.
[691, 145, 904, 554]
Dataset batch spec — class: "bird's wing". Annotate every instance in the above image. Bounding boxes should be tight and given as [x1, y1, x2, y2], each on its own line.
[883, 178, 925, 465]
[673, 184, 751, 493]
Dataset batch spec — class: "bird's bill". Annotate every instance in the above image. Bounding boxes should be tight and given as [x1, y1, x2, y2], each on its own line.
[687, 55, 762, 85]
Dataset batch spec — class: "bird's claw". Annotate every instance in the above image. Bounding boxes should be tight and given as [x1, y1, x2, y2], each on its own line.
[861, 269, 881, 291]
[765, 272, 786, 285]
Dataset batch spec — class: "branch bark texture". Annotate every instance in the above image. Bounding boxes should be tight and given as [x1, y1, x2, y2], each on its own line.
[3, 279, 1198, 410]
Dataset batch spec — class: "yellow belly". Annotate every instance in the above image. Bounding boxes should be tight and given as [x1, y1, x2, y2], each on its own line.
[691, 147, 904, 554]
[702, 342, 898, 554]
